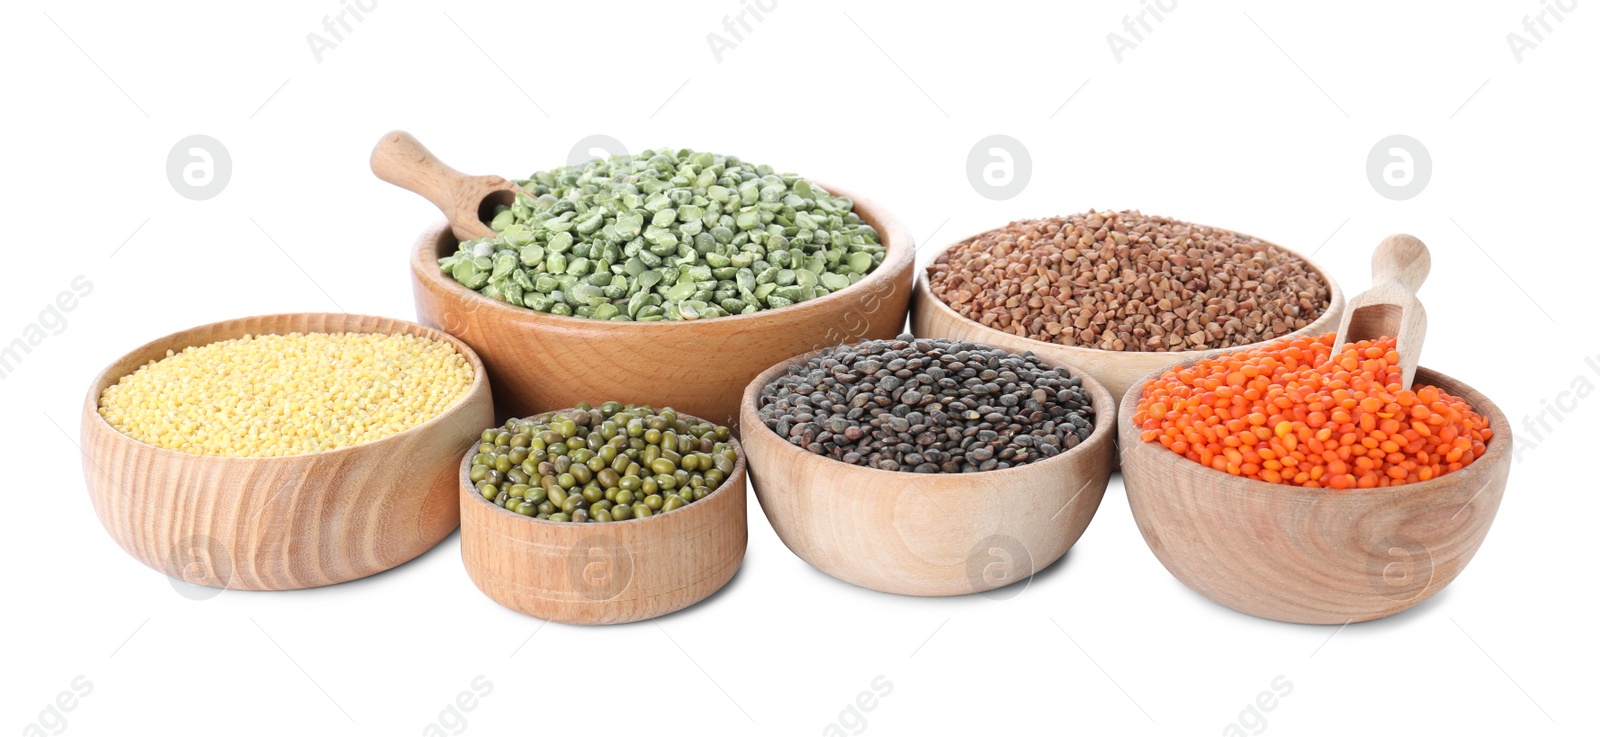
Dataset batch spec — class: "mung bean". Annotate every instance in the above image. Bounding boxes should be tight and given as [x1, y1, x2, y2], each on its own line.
[470, 402, 736, 521]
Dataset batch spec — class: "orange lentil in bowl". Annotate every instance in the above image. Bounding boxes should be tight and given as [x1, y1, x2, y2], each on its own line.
[1132, 333, 1492, 489]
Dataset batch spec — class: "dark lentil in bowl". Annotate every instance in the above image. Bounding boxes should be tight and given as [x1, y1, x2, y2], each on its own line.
[756, 334, 1096, 473]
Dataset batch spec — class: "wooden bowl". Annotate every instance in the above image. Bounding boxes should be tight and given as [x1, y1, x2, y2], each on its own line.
[412, 182, 914, 428]
[738, 346, 1116, 596]
[1118, 364, 1513, 624]
[81, 313, 494, 590]
[458, 411, 748, 624]
[910, 228, 1346, 412]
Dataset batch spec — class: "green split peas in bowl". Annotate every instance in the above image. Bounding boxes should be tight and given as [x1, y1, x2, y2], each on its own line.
[437, 148, 886, 321]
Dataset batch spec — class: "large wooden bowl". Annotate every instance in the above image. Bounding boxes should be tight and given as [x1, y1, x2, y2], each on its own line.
[459, 410, 747, 624]
[412, 183, 914, 428]
[739, 346, 1116, 596]
[911, 228, 1345, 412]
[1118, 365, 1512, 624]
[81, 313, 494, 590]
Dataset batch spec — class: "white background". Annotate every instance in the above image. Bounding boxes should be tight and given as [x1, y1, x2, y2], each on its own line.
[3, 1, 1595, 735]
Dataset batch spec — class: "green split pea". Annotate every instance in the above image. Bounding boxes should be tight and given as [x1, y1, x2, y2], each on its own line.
[438, 148, 885, 321]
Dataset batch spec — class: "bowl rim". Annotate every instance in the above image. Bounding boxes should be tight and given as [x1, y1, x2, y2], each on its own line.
[411, 179, 914, 331]
[459, 406, 747, 528]
[738, 337, 1118, 483]
[914, 218, 1347, 360]
[82, 312, 492, 464]
[1117, 355, 1513, 500]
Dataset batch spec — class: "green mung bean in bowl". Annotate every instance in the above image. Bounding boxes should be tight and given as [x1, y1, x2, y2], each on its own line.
[738, 335, 1116, 596]
[458, 402, 748, 624]
[467, 402, 737, 523]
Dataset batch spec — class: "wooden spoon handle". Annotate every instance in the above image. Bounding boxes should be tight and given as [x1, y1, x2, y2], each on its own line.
[1335, 234, 1430, 390]
[1370, 233, 1430, 292]
[370, 131, 514, 241]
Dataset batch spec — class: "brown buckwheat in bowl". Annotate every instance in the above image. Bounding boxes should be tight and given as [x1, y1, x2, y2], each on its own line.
[911, 210, 1345, 412]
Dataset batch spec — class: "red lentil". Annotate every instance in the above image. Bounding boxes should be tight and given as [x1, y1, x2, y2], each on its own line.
[1133, 333, 1492, 489]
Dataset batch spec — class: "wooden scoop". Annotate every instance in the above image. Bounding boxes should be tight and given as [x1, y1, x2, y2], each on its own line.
[370, 130, 526, 241]
[1333, 234, 1431, 390]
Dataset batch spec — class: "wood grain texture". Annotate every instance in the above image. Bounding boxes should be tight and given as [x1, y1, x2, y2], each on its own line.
[371, 131, 524, 241]
[81, 313, 495, 590]
[1335, 234, 1431, 390]
[738, 347, 1116, 596]
[910, 231, 1346, 412]
[1118, 364, 1512, 624]
[411, 181, 914, 429]
[458, 414, 747, 624]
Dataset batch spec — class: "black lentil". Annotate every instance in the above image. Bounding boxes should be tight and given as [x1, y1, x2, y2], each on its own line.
[757, 334, 1096, 472]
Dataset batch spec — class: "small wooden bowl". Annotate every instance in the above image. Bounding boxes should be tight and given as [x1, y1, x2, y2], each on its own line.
[412, 182, 914, 428]
[911, 228, 1346, 412]
[81, 313, 494, 590]
[459, 411, 748, 624]
[1118, 365, 1513, 624]
[739, 346, 1116, 596]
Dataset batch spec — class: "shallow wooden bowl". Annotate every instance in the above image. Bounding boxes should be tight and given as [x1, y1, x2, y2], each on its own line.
[81, 313, 494, 590]
[459, 411, 748, 624]
[739, 346, 1116, 596]
[910, 228, 1346, 412]
[412, 182, 914, 428]
[1118, 364, 1512, 624]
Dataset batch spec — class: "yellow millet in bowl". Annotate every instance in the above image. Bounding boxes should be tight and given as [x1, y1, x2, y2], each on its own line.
[97, 331, 475, 457]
